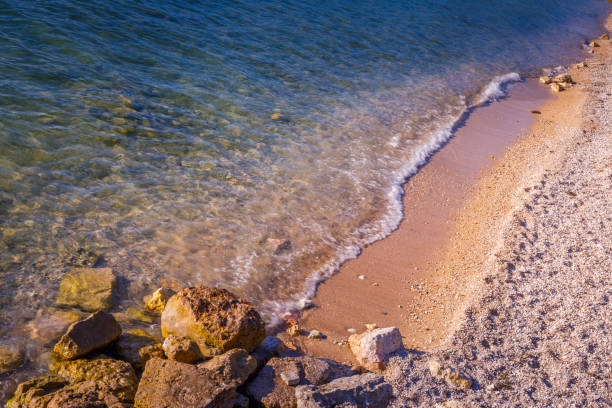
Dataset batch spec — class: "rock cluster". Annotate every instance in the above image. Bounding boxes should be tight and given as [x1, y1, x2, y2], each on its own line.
[8, 285, 397, 407]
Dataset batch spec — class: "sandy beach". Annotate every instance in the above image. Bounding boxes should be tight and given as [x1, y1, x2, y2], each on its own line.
[1, 4, 610, 407]
[279, 16, 612, 407]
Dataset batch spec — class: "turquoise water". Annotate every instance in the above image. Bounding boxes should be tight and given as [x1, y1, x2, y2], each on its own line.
[0, 0, 608, 392]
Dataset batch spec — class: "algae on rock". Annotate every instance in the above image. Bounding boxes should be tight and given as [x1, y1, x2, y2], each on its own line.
[55, 267, 116, 312]
[50, 358, 138, 402]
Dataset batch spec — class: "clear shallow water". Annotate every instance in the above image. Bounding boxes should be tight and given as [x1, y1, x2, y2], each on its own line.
[0, 0, 608, 390]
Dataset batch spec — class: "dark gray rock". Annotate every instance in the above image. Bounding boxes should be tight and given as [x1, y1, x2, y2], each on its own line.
[294, 373, 393, 408]
[246, 356, 355, 408]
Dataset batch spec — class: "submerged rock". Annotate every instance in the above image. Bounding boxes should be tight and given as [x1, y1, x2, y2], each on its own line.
[26, 307, 85, 344]
[6, 375, 67, 408]
[134, 358, 237, 408]
[0, 342, 24, 375]
[162, 334, 203, 364]
[53, 311, 121, 360]
[294, 373, 393, 408]
[161, 286, 266, 357]
[115, 330, 159, 369]
[348, 327, 403, 371]
[143, 287, 175, 313]
[55, 267, 116, 312]
[428, 360, 473, 390]
[50, 358, 138, 402]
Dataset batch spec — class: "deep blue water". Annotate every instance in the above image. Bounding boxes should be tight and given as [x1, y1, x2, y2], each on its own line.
[0, 0, 608, 393]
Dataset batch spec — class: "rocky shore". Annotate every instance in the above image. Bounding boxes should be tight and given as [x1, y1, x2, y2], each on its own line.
[2, 23, 611, 408]
[3, 283, 400, 407]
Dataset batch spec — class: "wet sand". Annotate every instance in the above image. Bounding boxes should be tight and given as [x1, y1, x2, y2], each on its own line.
[282, 56, 594, 364]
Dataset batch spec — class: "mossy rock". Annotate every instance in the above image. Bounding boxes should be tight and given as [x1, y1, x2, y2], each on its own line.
[55, 267, 116, 312]
[0, 341, 24, 375]
[50, 358, 138, 402]
[6, 375, 67, 408]
[161, 286, 266, 357]
[143, 288, 175, 313]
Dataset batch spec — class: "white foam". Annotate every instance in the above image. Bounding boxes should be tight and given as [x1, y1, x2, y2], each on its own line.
[260, 72, 523, 326]
[473, 72, 520, 106]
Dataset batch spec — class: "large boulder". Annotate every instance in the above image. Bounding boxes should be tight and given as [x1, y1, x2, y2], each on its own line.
[199, 348, 257, 385]
[348, 327, 402, 371]
[161, 286, 265, 357]
[53, 311, 122, 360]
[6, 375, 67, 408]
[294, 373, 393, 408]
[55, 267, 116, 312]
[246, 356, 354, 408]
[50, 358, 138, 402]
[134, 358, 237, 408]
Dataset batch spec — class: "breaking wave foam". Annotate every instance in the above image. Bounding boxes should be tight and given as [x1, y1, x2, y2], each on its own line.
[261, 72, 522, 325]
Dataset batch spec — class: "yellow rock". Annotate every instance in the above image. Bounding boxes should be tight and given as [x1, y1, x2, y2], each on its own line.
[55, 267, 116, 312]
[550, 83, 563, 93]
[287, 325, 301, 337]
[50, 358, 138, 402]
[539, 76, 551, 84]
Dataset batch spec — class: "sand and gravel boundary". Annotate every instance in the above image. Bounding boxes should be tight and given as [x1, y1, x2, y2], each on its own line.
[385, 18, 612, 408]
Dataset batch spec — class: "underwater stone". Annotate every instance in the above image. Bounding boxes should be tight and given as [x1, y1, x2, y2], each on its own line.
[0, 341, 24, 375]
[55, 267, 116, 312]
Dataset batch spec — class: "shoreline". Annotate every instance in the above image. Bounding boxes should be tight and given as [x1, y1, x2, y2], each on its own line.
[281, 24, 608, 369]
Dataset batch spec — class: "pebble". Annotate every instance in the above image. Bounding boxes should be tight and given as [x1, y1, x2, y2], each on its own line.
[365, 324, 377, 331]
[297, 298, 314, 310]
[358, 275, 366, 280]
[287, 325, 301, 337]
[307, 330, 323, 340]
[347, 328, 357, 334]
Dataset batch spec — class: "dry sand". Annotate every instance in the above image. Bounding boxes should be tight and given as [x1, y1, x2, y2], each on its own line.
[286, 17, 612, 408]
